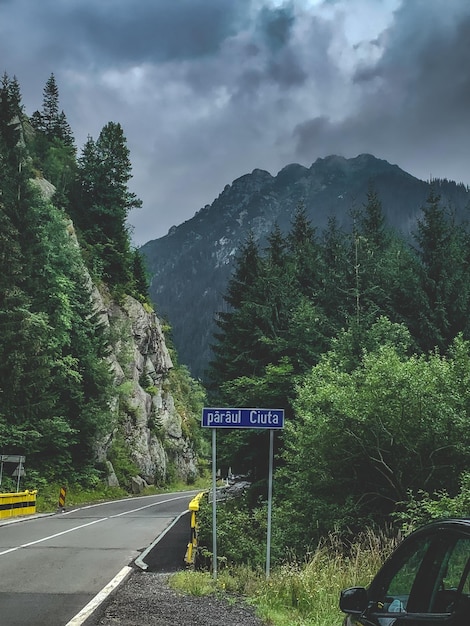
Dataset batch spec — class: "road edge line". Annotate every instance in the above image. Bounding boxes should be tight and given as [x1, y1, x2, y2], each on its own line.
[135, 509, 190, 571]
[64, 565, 133, 626]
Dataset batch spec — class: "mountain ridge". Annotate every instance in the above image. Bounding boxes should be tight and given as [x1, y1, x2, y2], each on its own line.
[141, 153, 470, 379]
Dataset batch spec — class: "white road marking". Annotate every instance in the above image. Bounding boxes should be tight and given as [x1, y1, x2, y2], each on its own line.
[109, 494, 191, 518]
[64, 565, 133, 626]
[0, 517, 108, 556]
[0, 493, 194, 556]
[62, 491, 195, 514]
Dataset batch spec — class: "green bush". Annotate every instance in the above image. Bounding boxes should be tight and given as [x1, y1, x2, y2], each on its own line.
[394, 471, 470, 534]
[197, 493, 268, 568]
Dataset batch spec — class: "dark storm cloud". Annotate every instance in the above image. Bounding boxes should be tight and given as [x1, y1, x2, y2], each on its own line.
[293, 0, 470, 184]
[257, 3, 296, 51]
[254, 3, 308, 88]
[354, 4, 470, 110]
[2, 0, 470, 245]
[231, 8, 332, 102]
[1, 0, 252, 67]
[74, 0, 252, 64]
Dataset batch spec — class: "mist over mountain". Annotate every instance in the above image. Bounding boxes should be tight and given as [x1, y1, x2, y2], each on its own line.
[140, 154, 470, 379]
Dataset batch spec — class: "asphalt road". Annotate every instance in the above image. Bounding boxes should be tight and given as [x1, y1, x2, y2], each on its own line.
[0, 491, 198, 626]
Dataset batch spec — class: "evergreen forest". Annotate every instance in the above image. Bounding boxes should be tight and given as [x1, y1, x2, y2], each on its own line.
[207, 191, 470, 558]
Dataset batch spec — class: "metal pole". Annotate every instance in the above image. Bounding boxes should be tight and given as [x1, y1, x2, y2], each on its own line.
[266, 429, 274, 578]
[212, 428, 217, 580]
[16, 459, 22, 492]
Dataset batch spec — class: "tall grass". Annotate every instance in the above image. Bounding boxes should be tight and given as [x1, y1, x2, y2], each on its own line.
[171, 527, 401, 626]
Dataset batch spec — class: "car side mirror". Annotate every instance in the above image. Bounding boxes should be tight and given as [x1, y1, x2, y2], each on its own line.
[340, 587, 368, 614]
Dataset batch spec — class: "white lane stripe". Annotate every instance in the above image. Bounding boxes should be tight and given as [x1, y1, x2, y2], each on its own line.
[109, 494, 191, 518]
[0, 493, 195, 556]
[62, 490, 198, 514]
[0, 517, 108, 556]
[64, 565, 133, 626]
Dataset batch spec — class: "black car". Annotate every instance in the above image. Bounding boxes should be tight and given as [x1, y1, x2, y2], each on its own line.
[340, 519, 470, 625]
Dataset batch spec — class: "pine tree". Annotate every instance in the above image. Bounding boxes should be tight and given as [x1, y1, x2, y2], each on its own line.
[0, 73, 24, 157]
[55, 110, 75, 147]
[131, 249, 150, 299]
[34, 73, 59, 139]
[359, 186, 387, 249]
[29, 74, 76, 210]
[414, 189, 470, 351]
[208, 232, 263, 394]
[350, 188, 391, 324]
[287, 202, 321, 299]
[261, 223, 326, 372]
[73, 122, 142, 289]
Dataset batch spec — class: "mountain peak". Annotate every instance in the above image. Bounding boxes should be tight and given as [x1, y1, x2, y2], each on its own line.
[141, 154, 470, 379]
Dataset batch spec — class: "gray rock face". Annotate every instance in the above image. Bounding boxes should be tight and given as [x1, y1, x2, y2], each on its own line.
[85, 264, 198, 488]
[105, 461, 120, 488]
[46, 203, 198, 491]
[131, 475, 149, 494]
[103, 294, 198, 486]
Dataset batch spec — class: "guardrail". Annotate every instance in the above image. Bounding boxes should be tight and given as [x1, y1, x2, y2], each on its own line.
[0, 490, 38, 519]
[184, 491, 206, 566]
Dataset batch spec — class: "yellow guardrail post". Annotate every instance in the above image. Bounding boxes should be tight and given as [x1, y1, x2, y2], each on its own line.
[0, 489, 38, 519]
[184, 491, 206, 567]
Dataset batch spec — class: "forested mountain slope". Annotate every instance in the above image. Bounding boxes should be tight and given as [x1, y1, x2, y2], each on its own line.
[141, 154, 470, 379]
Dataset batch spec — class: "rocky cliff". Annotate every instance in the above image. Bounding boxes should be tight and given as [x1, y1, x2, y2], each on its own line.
[97, 290, 199, 491]
[65, 219, 199, 492]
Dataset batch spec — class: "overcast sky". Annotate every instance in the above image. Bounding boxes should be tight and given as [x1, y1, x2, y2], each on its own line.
[1, 0, 470, 245]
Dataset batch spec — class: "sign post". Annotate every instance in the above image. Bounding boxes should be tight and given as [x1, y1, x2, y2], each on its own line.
[266, 429, 274, 578]
[211, 428, 217, 579]
[201, 407, 284, 579]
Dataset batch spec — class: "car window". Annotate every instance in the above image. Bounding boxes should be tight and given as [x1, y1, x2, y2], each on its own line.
[371, 534, 433, 614]
[369, 531, 470, 618]
[428, 536, 470, 614]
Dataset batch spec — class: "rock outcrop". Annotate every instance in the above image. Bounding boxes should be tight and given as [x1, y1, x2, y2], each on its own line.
[95, 290, 199, 488]
[34, 184, 199, 492]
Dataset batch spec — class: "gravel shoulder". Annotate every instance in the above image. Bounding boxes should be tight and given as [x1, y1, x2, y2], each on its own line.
[91, 569, 267, 626]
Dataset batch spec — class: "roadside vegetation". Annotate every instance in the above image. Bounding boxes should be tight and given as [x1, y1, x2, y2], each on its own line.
[171, 528, 399, 626]
[170, 476, 470, 624]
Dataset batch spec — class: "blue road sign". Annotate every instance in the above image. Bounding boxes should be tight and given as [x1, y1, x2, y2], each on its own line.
[201, 407, 284, 429]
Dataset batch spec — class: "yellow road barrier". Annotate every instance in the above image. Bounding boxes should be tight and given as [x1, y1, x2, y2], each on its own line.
[184, 491, 206, 566]
[0, 490, 38, 519]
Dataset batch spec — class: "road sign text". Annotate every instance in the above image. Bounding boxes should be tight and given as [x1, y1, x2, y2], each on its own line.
[201, 407, 284, 429]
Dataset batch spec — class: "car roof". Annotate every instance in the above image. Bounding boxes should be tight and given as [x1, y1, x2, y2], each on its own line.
[411, 519, 470, 535]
